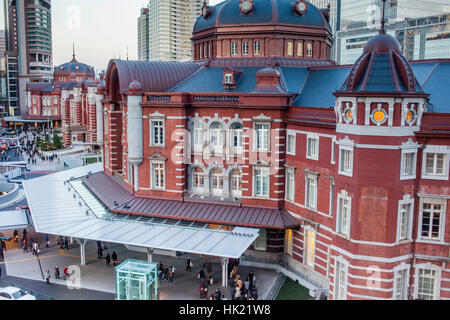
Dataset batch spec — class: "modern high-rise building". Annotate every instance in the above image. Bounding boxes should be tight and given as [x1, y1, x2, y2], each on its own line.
[3, 0, 53, 116]
[137, 7, 150, 61]
[138, 0, 204, 62]
[336, 0, 450, 64]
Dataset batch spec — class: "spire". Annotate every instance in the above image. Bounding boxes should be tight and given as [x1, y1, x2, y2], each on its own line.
[380, 0, 387, 34]
[71, 42, 77, 62]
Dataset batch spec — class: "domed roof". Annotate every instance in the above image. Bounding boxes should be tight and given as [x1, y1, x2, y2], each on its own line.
[338, 31, 424, 94]
[55, 56, 95, 75]
[128, 79, 143, 94]
[194, 0, 331, 33]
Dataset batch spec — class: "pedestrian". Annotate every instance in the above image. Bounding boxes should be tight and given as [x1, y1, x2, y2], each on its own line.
[54, 266, 60, 279]
[45, 269, 51, 285]
[105, 252, 111, 265]
[186, 257, 192, 272]
[22, 238, 28, 252]
[201, 255, 207, 269]
[97, 246, 103, 259]
[0, 245, 4, 260]
[198, 268, 205, 283]
[111, 251, 118, 266]
[13, 230, 18, 243]
[64, 238, 69, 250]
[168, 266, 174, 285]
[63, 266, 69, 280]
[45, 234, 50, 248]
[214, 288, 222, 300]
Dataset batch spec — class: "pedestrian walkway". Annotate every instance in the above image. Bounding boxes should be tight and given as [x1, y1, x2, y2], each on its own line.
[2, 236, 278, 300]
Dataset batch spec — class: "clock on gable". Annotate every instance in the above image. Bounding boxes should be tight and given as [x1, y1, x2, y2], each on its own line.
[293, 0, 308, 15]
[240, 0, 254, 14]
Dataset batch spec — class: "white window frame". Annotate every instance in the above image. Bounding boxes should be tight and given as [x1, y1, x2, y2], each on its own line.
[231, 41, 238, 56]
[286, 130, 296, 156]
[230, 122, 243, 154]
[336, 190, 351, 238]
[338, 138, 355, 177]
[421, 145, 449, 180]
[396, 195, 414, 242]
[329, 178, 335, 217]
[150, 160, 165, 190]
[254, 122, 270, 152]
[285, 167, 295, 202]
[192, 120, 204, 153]
[331, 137, 336, 164]
[333, 256, 348, 300]
[305, 171, 318, 210]
[306, 133, 319, 161]
[254, 40, 261, 55]
[211, 168, 224, 196]
[192, 166, 205, 193]
[418, 197, 446, 242]
[242, 41, 249, 55]
[210, 122, 224, 154]
[230, 169, 242, 198]
[304, 226, 316, 268]
[253, 166, 270, 198]
[150, 115, 165, 147]
[393, 263, 410, 300]
[414, 263, 441, 300]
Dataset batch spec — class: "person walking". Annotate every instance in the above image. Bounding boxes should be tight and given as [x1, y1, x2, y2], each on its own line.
[168, 266, 174, 285]
[97, 246, 103, 259]
[54, 266, 60, 280]
[0, 244, 4, 260]
[63, 266, 69, 280]
[45, 269, 51, 285]
[111, 251, 118, 266]
[198, 268, 205, 283]
[105, 252, 111, 265]
[186, 257, 192, 272]
[44, 234, 50, 248]
[64, 238, 69, 250]
[22, 238, 28, 253]
[214, 288, 222, 301]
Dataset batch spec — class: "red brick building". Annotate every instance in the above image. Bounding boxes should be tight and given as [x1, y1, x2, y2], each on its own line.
[25, 53, 101, 147]
[89, 0, 449, 300]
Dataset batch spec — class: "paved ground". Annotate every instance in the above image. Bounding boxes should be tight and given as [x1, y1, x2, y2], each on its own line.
[1, 230, 279, 300]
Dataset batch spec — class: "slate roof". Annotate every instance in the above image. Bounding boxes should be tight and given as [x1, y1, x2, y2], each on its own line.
[55, 58, 95, 75]
[82, 172, 299, 230]
[194, 0, 331, 33]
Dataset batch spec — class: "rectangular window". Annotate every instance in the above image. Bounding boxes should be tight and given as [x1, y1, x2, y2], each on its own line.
[193, 122, 203, 147]
[334, 260, 348, 300]
[284, 229, 293, 256]
[151, 162, 165, 189]
[255, 123, 270, 151]
[254, 41, 261, 55]
[254, 167, 269, 197]
[417, 269, 437, 300]
[331, 139, 336, 164]
[242, 41, 249, 55]
[394, 268, 409, 300]
[304, 229, 316, 267]
[398, 203, 412, 241]
[231, 41, 238, 56]
[401, 151, 417, 179]
[151, 119, 164, 146]
[339, 147, 353, 176]
[286, 132, 296, 155]
[329, 180, 335, 216]
[425, 153, 445, 176]
[285, 169, 295, 202]
[297, 42, 303, 57]
[306, 136, 319, 160]
[306, 43, 313, 57]
[305, 173, 318, 210]
[199, 44, 203, 59]
[337, 192, 351, 237]
[254, 229, 267, 251]
[420, 202, 442, 240]
[287, 41, 293, 56]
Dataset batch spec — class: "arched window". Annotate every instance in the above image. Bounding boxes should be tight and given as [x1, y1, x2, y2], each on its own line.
[210, 122, 224, 147]
[211, 168, 224, 195]
[193, 167, 204, 190]
[230, 169, 242, 198]
[230, 122, 243, 151]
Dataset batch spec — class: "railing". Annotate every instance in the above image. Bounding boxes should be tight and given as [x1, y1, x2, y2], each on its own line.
[193, 96, 239, 103]
[146, 95, 171, 103]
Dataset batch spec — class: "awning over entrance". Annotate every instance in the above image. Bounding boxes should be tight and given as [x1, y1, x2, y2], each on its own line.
[0, 210, 30, 231]
[22, 164, 260, 259]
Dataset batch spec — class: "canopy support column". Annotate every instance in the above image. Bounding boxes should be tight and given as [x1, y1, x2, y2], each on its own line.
[221, 257, 229, 287]
[147, 248, 154, 262]
[77, 239, 87, 266]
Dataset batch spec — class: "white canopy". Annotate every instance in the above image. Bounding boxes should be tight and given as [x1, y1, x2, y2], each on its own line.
[0, 210, 29, 231]
[22, 164, 259, 259]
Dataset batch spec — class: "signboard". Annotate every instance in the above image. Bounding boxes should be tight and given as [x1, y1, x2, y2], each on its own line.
[9, 106, 15, 116]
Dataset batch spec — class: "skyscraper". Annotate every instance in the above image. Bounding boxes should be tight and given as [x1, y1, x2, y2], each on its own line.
[137, 7, 150, 61]
[4, 0, 53, 116]
[336, 0, 450, 64]
[138, 0, 204, 62]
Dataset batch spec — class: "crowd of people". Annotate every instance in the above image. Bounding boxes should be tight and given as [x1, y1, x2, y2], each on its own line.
[17, 129, 60, 166]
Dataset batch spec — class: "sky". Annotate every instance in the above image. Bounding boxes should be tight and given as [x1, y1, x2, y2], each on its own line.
[52, 0, 224, 74]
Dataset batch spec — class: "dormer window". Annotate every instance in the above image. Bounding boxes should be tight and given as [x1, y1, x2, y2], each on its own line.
[222, 67, 242, 89]
[224, 73, 233, 85]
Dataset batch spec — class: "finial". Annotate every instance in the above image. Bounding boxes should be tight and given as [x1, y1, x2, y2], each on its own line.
[380, 0, 387, 34]
[127, 46, 129, 61]
[72, 42, 77, 62]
